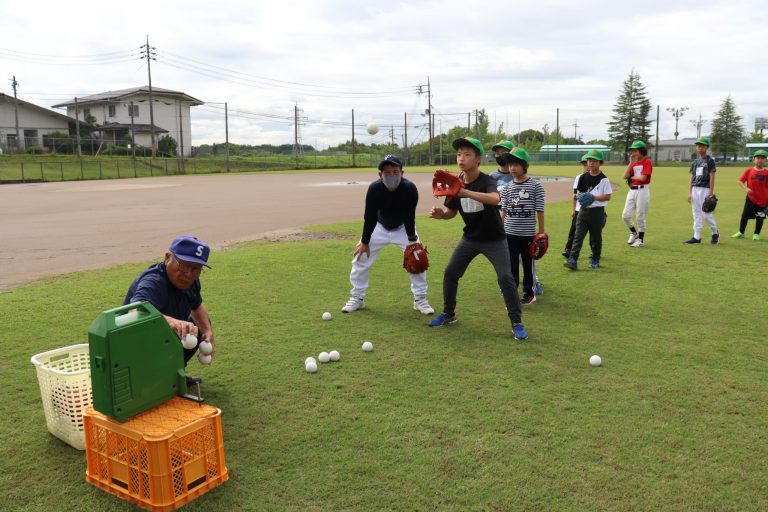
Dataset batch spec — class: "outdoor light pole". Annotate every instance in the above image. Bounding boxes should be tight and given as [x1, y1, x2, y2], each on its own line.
[690, 113, 706, 139]
[666, 106, 688, 140]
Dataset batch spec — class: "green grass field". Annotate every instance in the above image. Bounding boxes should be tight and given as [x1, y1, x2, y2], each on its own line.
[1, 164, 766, 511]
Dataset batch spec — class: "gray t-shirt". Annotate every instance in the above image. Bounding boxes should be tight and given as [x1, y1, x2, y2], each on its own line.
[690, 155, 716, 188]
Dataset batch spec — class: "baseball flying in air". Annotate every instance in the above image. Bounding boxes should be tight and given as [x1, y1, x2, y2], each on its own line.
[366, 123, 379, 135]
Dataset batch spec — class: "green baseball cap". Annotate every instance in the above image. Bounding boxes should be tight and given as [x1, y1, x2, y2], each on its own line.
[500, 146, 530, 164]
[491, 139, 515, 152]
[694, 136, 710, 146]
[452, 137, 484, 156]
[629, 140, 647, 150]
[585, 148, 605, 161]
[755, 149, 768, 158]
[580, 154, 589, 163]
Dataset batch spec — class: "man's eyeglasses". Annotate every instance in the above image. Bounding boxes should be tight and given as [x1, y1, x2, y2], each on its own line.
[172, 255, 204, 276]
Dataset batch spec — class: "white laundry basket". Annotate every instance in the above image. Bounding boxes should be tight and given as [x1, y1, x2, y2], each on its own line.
[30, 344, 92, 450]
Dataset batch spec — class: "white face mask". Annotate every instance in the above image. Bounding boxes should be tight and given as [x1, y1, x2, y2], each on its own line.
[382, 174, 401, 191]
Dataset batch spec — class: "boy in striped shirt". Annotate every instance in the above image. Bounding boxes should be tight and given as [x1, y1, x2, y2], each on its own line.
[499, 147, 545, 305]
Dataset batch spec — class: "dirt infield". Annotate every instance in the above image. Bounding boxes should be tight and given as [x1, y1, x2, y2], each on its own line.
[0, 172, 575, 290]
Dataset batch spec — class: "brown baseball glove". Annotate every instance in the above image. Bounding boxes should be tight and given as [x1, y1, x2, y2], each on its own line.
[529, 233, 549, 260]
[432, 169, 464, 197]
[403, 243, 429, 274]
[702, 194, 717, 213]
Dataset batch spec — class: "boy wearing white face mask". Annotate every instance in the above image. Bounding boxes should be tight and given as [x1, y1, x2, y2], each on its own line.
[341, 155, 434, 315]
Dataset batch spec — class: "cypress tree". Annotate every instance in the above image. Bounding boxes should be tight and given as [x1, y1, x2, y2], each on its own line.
[711, 95, 745, 161]
[607, 70, 653, 162]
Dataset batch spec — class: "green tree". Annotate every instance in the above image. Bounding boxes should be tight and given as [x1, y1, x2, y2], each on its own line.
[745, 129, 765, 143]
[607, 70, 653, 162]
[710, 96, 745, 161]
[158, 135, 178, 156]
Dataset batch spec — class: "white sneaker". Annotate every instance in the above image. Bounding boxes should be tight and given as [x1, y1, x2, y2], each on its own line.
[630, 239, 644, 248]
[627, 233, 638, 245]
[413, 296, 435, 315]
[341, 297, 365, 313]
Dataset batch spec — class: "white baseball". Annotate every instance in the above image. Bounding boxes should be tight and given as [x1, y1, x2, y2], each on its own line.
[181, 333, 198, 350]
[318, 351, 331, 363]
[362, 341, 374, 352]
[366, 123, 379, 135]
[322, 312, 332, 321]
[198, 353, 212, 365]
[198, 341, 213, 355]
[305, 361, 318, 373]
[589, 355, 602, 367]
[329, 350, 340, 361]
[305, 357, 317, 366]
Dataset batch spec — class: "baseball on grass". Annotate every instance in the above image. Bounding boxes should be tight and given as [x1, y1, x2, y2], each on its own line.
[318, 351, 331, 363]
[198, 353, 212, 365]
[305, 361, 318, 373]
[329, 350, 340, 361]
[198, 341, 213, 355]
[362, 341, 374, 352]
[305, 356, 317, 366]
[322, 312, 332, 321]
[589, 355, 602, 367]
[181, 333, 198, 350]
[366, 122, 379, 135]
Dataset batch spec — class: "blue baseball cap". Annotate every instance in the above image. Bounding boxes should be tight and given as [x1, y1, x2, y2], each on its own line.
[169, 235, 211, 268]
[378, 154, 403, 170]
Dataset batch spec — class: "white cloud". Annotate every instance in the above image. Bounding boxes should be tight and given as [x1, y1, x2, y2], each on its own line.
[1, 0, 765, 147]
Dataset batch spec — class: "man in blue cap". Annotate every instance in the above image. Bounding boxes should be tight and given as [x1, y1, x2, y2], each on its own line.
[124, 235, 215, 366]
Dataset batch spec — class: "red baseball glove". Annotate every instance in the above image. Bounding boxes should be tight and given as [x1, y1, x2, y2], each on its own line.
[403, 243, 429, 274]
[529, 233, 549, 260]
[432, 169, 464, 198]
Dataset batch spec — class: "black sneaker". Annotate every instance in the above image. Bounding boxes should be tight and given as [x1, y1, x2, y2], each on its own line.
[520, 295, 536, 305]
[683, 237, 701, 244]
[711, 233, 719, 245]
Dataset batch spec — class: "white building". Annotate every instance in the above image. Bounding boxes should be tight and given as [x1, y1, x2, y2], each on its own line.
[649, 138, 697, 161]
[53, 86, 203, 157]
[0, 93, 78, 152]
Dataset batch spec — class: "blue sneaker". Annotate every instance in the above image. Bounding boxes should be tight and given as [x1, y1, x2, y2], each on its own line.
[533, 280, 543, 296]
[564, 257, 578, 270]
[428, 312, 457, 327]
[513, 323, 528, 340]
[589, 258, 599, 269]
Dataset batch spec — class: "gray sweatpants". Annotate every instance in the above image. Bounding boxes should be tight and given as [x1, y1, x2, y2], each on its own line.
[442, 236, 522, 325]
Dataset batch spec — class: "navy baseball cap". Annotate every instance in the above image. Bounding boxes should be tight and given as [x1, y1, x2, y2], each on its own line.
[169, 235, 211, 268]
[378, 154, 403, 170]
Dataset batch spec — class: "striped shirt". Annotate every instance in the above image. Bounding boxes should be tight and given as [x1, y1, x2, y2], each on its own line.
[500, 177, 545, 236]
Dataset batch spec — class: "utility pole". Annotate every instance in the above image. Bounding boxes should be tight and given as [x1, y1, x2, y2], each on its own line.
[74, 97, 82, 157]
[467, 112, 471, 134]
[293, 104, 305, 169]
[351, 109, 356, 167]
[129, 101, 136, 158]
[224, 102, 230, 172]
[655, 105, 660, 162]
[690, 113, 706, 139]
[390, 126, 395, 146]
[11, 76, 22, 153]
[417, 78, 433, 165]
[403, 112, 408, 161]
[572, 120, 579, 140]
[141, 37, 157, 157]
[666, 106, 688, 140]
[555, 108, 560, 166]
[178, 100, 185, 172]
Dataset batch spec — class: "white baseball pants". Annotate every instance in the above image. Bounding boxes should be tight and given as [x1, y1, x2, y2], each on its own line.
[622, 187, 650, 232]
[349, 222, 427, 298]
[691, 187, 717, 239]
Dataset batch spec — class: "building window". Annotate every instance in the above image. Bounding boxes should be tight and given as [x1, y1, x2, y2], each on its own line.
[128, 104, 139, 117]
[108, 105, 116, 117]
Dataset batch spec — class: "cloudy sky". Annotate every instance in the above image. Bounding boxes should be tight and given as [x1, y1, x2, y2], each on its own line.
[1, 0, 765, 149]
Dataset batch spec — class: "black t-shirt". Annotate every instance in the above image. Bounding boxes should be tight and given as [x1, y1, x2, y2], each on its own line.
[124, 263, 203, 320]
[445, 172, 505, 242]
[575, 171, 609, 193]
[361, 178, 418, 244]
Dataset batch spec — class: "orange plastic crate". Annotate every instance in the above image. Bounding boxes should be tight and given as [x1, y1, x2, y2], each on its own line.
[83, 397, 228, 511]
